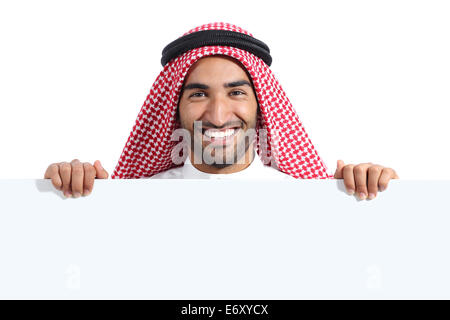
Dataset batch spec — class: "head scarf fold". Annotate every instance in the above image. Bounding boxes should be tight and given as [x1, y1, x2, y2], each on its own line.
[111, 22, 334, 179]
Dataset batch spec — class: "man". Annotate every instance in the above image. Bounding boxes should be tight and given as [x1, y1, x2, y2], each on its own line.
[44, 22, 399, 200]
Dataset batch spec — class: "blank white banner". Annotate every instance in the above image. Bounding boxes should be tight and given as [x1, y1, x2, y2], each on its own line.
[0, 179, 449, 299]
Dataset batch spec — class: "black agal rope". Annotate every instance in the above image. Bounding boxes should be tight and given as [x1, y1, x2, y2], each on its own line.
[161, 29, 272, 67]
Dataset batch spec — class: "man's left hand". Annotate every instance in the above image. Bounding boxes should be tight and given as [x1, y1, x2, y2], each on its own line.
[333, 160, 399, 200]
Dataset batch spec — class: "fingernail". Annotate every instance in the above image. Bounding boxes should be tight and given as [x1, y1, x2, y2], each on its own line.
[359, 192, 367, 200]
[368, 193, 375, 200]
[64, 191, 72, 198]
[73, 192, 81, 198]
[379, 186, 385, 192]
[347, 189, 355, 195]
[83, 189, 91, 196]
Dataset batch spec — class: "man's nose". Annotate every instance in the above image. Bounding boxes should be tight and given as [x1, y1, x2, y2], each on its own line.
[206, 94, 232, 127]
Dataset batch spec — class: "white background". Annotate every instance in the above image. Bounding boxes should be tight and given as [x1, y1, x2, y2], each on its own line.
[0, 0, 448, 179]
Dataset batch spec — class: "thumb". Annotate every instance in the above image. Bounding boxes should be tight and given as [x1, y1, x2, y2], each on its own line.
[94, 160, 109, 179]
[334, 159, 345, 179]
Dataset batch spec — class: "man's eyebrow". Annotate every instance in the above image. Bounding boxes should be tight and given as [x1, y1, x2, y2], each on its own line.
[182, 80, 252, 91]
[224, 80, 252, 88]
[183, 83, 209, 90]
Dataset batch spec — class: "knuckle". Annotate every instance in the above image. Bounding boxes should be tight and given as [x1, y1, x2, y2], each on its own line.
[84, 181, 93, 190]
[353, 166, 366, 175]
[343, 165, 354, 174]
[355, 183, 367, 190]
[83, 163, 96, 175]
[345, 182, 355, 191]
[384, 167, 395, 174]
[368, 166, 382, 174]
[59, 162, 71, 173]
[72, 165, 84, 175]
[71, 183, 83, 193]
[85, 175, 95, 184]
[45, 164, 58, 178]
[344, 177, 355, 185]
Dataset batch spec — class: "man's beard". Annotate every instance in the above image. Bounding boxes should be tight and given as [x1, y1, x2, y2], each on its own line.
[197, 135, 251, 169]
[190, 127, 256, 169]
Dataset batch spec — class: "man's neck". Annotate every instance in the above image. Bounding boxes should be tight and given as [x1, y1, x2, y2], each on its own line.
[188, 146, 256, 174]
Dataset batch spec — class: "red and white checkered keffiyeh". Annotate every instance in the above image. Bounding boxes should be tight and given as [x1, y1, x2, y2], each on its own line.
[111, 22, 334, 179]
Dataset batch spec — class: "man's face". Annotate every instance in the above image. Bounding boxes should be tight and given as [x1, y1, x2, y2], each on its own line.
[177, 55, 259, 169]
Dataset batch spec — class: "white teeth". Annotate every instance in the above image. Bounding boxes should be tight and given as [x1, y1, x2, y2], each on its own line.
[204, 128, 236, 139]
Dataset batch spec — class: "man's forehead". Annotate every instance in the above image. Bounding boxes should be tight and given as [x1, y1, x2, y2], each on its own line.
[193, 54, 243, 66]
[182, 55, 253, 88]
[188, 55, 247, 74]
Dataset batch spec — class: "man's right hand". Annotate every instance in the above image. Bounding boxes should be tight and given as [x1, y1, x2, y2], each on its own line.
[44, 159, 109, 198]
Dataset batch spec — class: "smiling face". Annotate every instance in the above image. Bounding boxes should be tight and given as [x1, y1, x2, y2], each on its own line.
[177, 55, 260, 174]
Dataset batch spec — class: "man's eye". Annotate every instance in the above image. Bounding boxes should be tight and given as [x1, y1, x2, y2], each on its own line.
[190, 92, 206, 98]
[189, 91, 245, 98]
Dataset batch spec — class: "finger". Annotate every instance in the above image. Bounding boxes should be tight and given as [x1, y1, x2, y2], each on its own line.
[367, 165, 383, 200]
[70, 159, 84, 198]
[393, 170, 399, 179]
[94, 160, 109, 179]
[59, 162, 72, 197]
[354, 163, 371, 199]
[342, 164, 355, 195]
[378, 168, 397, 191]
[83, 162, 96, 196]
[334, 160, 345, 179]
[44, 163, 63, 191]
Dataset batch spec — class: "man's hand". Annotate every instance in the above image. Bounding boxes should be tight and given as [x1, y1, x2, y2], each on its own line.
[333, 160, 399, 200]
[44, 159, 109, 198]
